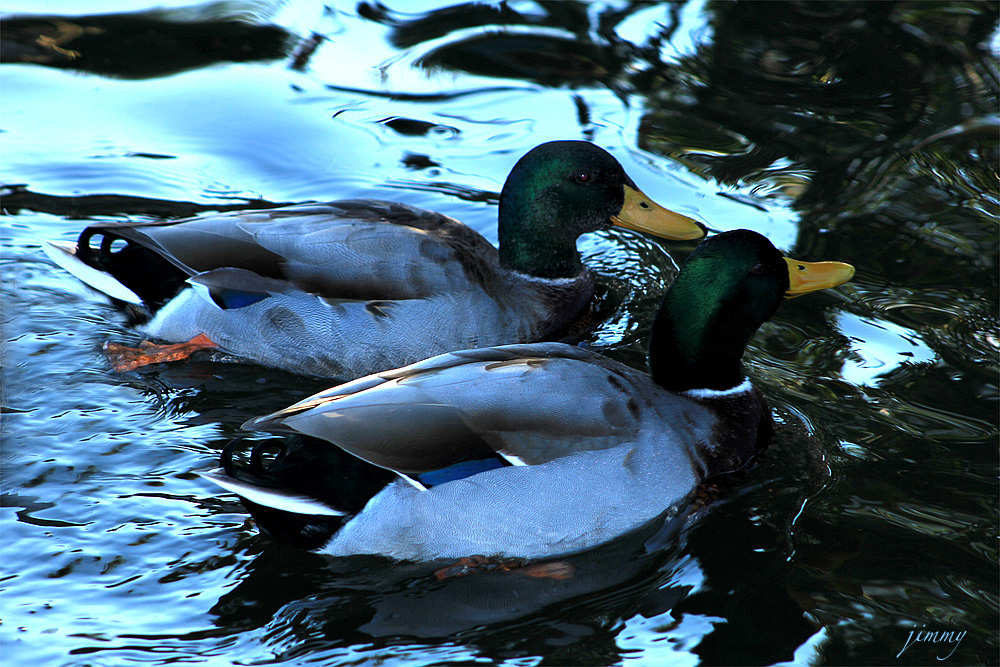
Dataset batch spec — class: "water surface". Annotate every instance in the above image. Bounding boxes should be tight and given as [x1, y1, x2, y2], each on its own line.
[2, 2, 997, 665]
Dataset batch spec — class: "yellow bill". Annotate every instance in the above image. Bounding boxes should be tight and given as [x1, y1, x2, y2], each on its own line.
[784, 257, 855, 298]
[611, 184, 705, 241]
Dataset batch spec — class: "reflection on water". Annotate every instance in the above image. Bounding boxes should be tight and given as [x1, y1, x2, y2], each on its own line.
[1, 1, 997, 666]
[836, 312, 937, 387]
[2, 11, 291, 77]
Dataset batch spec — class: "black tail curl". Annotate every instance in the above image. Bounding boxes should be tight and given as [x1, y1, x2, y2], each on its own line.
[76, 225, 190, 313]
[220, 435, 396, 551]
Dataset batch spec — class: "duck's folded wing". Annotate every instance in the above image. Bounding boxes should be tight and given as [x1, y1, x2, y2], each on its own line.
[237, 200, 500, 301]
[74, 200, 499, 302]
[242, 343, 664, 475]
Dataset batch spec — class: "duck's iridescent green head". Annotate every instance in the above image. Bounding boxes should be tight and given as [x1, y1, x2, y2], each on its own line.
[498, 141, 704, 278]
[650, 230, 854, 392]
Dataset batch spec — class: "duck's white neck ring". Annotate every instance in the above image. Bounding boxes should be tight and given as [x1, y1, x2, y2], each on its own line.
[510, 268, 589, 285]
[681, 377, 753, 399]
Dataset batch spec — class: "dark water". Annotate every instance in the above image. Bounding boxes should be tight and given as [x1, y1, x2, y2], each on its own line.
[2, 1, 997, 665]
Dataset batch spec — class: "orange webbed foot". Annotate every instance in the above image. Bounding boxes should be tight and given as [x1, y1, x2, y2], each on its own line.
[518, 561, 574, 580]
[104, 333, 217, 371]
[433, 555, 575, 580]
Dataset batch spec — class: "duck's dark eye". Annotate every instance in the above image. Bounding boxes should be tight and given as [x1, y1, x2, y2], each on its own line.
[750, 263, 765, 275]
[574, 172, 593, 183]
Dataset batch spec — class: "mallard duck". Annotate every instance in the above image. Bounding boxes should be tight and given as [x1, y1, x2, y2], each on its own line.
[43, 141, 705, 378]
[203, 230, 854, 561]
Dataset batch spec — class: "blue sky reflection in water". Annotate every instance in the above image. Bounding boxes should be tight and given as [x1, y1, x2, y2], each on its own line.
[1, 1, 997, 665]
